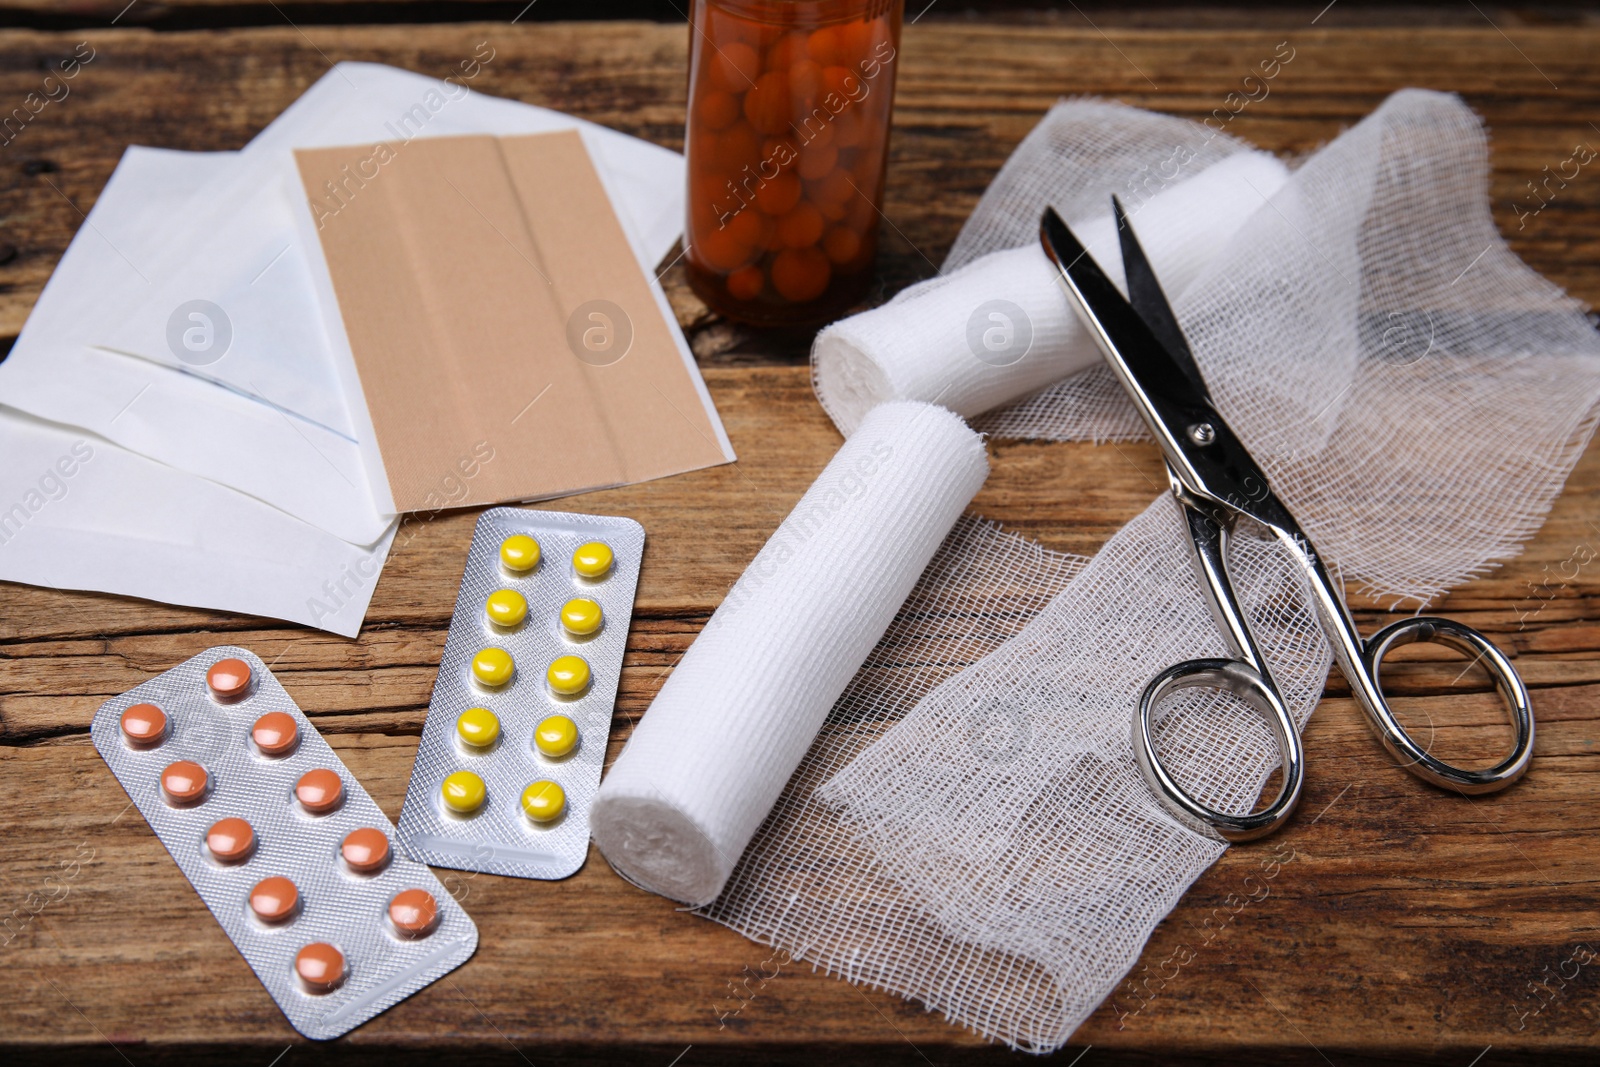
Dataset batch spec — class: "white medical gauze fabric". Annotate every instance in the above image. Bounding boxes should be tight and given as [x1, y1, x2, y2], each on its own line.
[704, 500, 1327, 1048]
[695, 90, 1600, 1053]
[812, 147, 1288, 434]
[591, 401, 989, 906]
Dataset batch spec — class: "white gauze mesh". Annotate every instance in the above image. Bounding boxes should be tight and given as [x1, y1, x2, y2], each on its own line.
[811, 102, 1285, 435]
[697, 88, 1600, 1053]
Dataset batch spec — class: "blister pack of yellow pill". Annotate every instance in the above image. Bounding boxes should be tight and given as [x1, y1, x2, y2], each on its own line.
[91, 646, 479, 1040]
[397, 507, 643, 879]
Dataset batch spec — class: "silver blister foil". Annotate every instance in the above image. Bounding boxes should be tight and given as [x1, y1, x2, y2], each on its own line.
[397, 507, 643, 879]
[91, 646, 479, 1041]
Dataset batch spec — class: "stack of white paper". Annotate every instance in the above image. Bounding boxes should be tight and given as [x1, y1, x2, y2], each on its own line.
[0, 63, 696, 636]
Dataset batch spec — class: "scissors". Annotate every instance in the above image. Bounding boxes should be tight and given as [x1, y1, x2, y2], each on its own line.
[1038, 200, 1535, 842]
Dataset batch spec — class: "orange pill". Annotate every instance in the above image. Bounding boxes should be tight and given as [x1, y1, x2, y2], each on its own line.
[795, 113, 837, 151]
[160, 760, 209, 805]
[295, 768, 344, 816]
[817, 197, 848, 222]
[776, 201, 825, 248]
[734, 203, 769, 245]
[295, 942, 345, 994]
[831, 108, 867, 149]
[695, 89, 741, 132]
[708, 40, 760, 93]
[789, 59, 823, 106]
[206, 658, 253, 704]
[823, 225, 863, 265]
[249, 875, 299, 923]
[120, 703, 167, 746]
[821, 65, 859, 101]
[771, 246, 832, 303]
[206, 817, 255, 864]
[743, 71, 792, 135]
[341, 827, 391, 875]
[388, 888, 440, 939]
[251, 711, 299, 758]
[696, 228, 750, 272]
[810, 168, 855, 209]
[697, 228, 752, 275]
[762, 136, 798, 169]
[807, 25, 846, 67]
[837, 17, 875, 57]
[696, 208, 763, 272]
[754, 172, 802, 216]
[702, 122, 760, 172]
[766, 32, 809, 71]
[726, 265, 765, 301]
[797, 142, 839, 181]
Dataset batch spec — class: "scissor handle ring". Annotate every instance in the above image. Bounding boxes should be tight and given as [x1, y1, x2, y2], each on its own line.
[1133, 658, 1305, 842]
[1361, 616, 1534, 794]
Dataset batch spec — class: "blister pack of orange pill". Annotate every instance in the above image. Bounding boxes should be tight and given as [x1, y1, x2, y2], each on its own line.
[397, 507, 644, 879]
[91, 647, 478, 1040]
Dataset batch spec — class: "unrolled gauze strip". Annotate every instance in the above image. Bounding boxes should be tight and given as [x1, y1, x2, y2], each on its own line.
[591, 401, 989, 905]
[812, 150, 1289, 434]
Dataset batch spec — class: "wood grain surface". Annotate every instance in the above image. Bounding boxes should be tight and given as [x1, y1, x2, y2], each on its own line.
[1, 13, 1598, 1066]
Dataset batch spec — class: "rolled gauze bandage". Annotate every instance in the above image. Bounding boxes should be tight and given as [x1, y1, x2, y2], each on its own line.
[812, 150, 1290, 434]
[591, 401, 989, 905]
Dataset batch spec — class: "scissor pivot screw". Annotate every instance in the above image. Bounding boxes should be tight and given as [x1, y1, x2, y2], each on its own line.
[1187, 422, 1217, 446]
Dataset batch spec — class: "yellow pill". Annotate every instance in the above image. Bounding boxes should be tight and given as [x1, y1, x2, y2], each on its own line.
[471, 647, 515, 688]
[534, 714, 579, 758]
[486, 588, 528, 628]
[441, 770, 486, 814]
[560, 597, 603, 636]
[500, 534, 541, 573]
[572, 541, 614, 579]
[546, 655, 591, 696]
[456, 707, 500, 748]
[520, 780, 566, 823]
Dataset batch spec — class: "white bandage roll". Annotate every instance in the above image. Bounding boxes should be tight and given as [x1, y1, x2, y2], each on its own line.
[591, 401, 990, 905]
[812, 150, 1290, 434]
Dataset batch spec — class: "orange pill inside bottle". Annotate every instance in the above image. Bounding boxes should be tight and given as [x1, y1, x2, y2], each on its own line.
[684, 0, 904, 327]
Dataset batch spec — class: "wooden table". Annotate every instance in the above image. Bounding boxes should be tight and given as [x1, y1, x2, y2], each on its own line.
[3, 6, 1599, 1064]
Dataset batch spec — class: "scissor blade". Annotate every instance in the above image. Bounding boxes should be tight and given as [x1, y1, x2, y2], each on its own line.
[1039, 207, 1210, 417]
[1041, 206, 1295, 532]
[1112, 196, 1211, 401]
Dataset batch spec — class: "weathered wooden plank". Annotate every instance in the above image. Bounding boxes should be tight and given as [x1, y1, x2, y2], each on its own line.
[1, 358, 1596, 1063]
[0, 16, 1598, 1066]
[3, 21, 1600, 356]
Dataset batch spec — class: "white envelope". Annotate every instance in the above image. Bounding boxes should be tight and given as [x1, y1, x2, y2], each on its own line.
[0, 146, 394, 637]
[0, 408, 394, 636]
[0, 62, 693, 544]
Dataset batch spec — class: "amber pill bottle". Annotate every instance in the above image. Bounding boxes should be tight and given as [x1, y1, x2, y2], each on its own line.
[684, 0, 905, 327]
